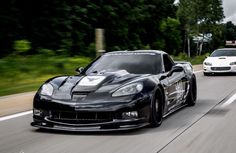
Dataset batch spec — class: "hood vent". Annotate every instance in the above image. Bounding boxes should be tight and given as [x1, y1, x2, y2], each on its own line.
[218, 57, 226, 59]
[72, 91, 90, 101]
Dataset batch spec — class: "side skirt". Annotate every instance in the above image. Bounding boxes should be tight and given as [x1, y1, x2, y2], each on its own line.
[163, 103, 187, 118]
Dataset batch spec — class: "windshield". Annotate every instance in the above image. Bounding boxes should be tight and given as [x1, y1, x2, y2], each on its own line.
[210, 49, 236, 57]
[84, 52, 162, 75]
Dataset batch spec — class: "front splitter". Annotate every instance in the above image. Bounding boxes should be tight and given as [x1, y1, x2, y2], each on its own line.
[31, 122, 149, 132]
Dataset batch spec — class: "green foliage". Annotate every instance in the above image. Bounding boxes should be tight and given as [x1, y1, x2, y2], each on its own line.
[13, 40, 31, 54]
[177, 52, 189, 60]
[37, 48, 55, 56]
[173, 52, 207, 65]
[225, 21, 236, 40]
[0, 0, 177, 57]
[159, 17, 182, 54]
[0, 0, 226, 58]
[86, 43, 96, 57]
[152, 39, 166, 50]
[177, 0, 225, 55]
[0, 55, 91, 96]
[143, 45, 151, 50]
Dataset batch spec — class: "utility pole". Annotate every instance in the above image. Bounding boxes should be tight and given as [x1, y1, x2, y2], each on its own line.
[95, 28, 105, 57]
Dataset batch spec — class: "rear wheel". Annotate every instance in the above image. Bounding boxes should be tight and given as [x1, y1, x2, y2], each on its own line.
[150, 88, 163, 127]
[187, 75, 197, 106]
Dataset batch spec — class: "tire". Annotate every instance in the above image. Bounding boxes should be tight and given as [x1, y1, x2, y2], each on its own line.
[150, 88, 163, 127]
[187, 74, 197, 106]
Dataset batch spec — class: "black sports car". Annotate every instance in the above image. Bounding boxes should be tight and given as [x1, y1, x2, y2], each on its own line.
[31, 50, 197, 131]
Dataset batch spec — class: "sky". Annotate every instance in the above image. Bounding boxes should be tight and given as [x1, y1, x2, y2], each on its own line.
[174, 0, 236, 24]
[223, 0, 236, 24]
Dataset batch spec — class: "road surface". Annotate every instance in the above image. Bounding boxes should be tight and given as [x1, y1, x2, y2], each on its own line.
[1, 68, 236, 153]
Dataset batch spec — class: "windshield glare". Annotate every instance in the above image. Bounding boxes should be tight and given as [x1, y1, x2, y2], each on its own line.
[85, 53, 162, 75]
[210, 50, 236, 57]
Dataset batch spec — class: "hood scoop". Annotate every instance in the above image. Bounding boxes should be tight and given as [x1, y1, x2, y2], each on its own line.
[100, 70, 129, 77]
[218, 57, 226, 59]
[78, 76, 106, 86]
[72, 70, 131, 92]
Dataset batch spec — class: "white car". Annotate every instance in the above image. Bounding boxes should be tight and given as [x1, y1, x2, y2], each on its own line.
[203, 48, 236, 75]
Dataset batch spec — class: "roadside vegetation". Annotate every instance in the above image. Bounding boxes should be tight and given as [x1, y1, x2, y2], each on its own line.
[0, 0, 225, 58]
[0, 55, 91, 96]
[173, 52, 209, 65]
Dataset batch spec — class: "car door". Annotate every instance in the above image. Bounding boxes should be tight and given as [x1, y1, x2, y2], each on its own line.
[162, 54, 185, 111]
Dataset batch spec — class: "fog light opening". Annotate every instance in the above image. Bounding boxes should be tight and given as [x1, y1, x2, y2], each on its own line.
[34, 109, 43, 117]
[122, 111, 138, 119]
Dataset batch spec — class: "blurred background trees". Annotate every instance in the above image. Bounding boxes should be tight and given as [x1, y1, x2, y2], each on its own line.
[0, 0, 232, 58]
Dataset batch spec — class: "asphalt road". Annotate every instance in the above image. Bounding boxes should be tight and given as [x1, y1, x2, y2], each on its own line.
[1, 72, 236, 153]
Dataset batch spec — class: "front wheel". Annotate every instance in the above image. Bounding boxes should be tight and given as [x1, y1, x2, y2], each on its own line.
[187, 74, 197, 106]
[150, 88, 163, 127]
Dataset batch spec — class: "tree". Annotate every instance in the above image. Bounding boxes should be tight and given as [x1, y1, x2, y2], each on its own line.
[0, 0, 179, 57]
[177, 0, 224, 56]
[177, 0, 196, 57]
[225, 21, 236, 40]
[0, 0, 22, 56]
[196, 0, 224, 55]
[159, 17, 182, 55]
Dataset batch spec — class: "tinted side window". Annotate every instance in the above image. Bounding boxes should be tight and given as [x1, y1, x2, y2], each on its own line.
[163, 54, 174, 72]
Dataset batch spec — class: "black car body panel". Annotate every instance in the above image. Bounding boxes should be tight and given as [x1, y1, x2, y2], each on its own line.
[31, 50, 196, 131]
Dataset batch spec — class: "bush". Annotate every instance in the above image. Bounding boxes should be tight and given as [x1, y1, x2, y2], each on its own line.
[86, 43, 96, 57]
[13, 40, 31, 54]
[173, 52, 208, 65]
[177, 52, 190, 60]
[37, 48, 55, 56]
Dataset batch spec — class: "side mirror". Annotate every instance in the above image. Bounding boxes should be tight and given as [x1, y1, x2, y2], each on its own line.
[172, 65, 184, 72]
[167, 65, 183, 77]
[75, 67, 84, 74]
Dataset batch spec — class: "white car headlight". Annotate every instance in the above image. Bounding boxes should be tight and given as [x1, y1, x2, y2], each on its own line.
[40, 84, 53, 96]
[112, 83, 143, 97]
[230, 62, 236, 65]
[203, 62, 212, 66]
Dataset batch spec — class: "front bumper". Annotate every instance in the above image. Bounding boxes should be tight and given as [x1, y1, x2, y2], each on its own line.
[31, 95, 151, 131]
[203, 65, 236, 73]
[31, 117, 148, 132]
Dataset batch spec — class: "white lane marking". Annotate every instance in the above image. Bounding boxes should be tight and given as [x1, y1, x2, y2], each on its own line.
[194, 70, 203, 74]
[0, 110, 32, 122]
[221, 93, 236, 107]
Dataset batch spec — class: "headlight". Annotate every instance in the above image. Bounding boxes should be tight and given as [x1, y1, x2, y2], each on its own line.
[40, 84, 53, 96]
[112, 83, 143, 97]
[203, 62, 212, 66]
[230, 62, 236, 65]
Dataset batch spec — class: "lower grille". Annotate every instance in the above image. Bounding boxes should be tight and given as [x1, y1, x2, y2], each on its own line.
[211, 67, 231, 71]
[49, 111, 118, 124]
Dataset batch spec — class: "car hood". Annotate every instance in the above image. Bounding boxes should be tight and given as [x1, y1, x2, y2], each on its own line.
[204, 56, 236, 66]
[49, 70, 148, 100]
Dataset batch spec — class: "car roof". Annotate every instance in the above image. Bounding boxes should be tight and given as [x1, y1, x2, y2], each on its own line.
[216, 48, 236, 51]
[105, 50, 166, 55]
